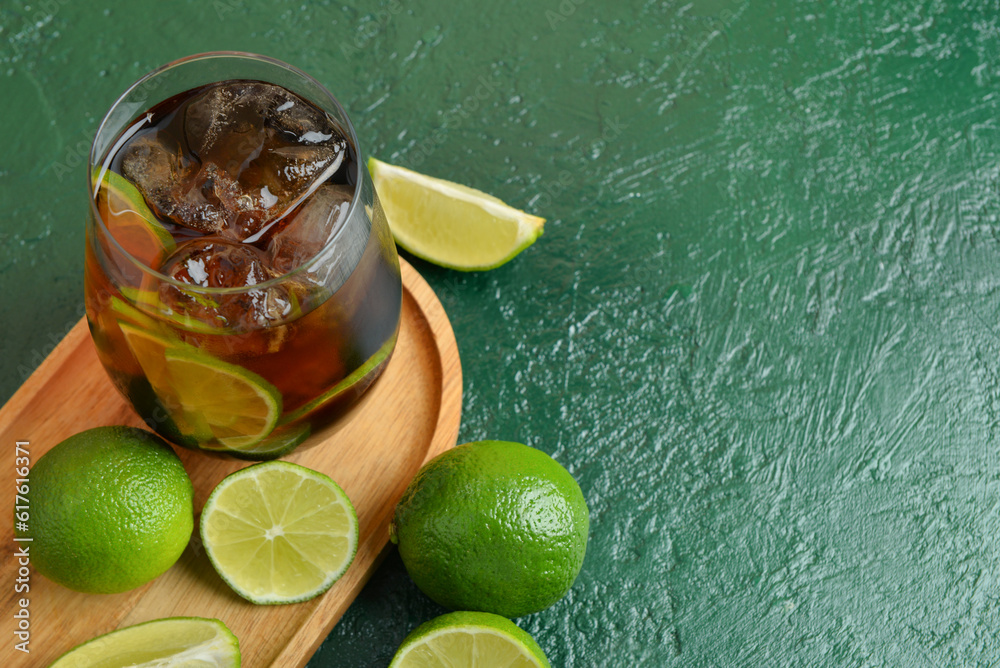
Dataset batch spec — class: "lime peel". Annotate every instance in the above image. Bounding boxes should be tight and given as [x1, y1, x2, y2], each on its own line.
[15, 427, 193, 596]
[391, 440, 589, 619]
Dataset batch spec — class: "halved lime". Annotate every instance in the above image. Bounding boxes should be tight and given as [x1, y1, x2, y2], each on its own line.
[368, 157, 544, 271]
[119, 323, 281, 450]
[49, 616, 240, 667]
[280, 330, 397, 425]
[94, 167, 176, 266]
[200, 461, 359, 604]
[389, 611, 551, 668]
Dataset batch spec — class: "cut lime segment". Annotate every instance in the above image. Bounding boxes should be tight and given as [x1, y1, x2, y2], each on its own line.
[368, 157, 544, 271]
[389, 611, 550, 668]
[119, 323, 281, 450]
[94, 167, 176, 266]
[200, 461, 359, 604]
[280, 330, 398, 425]
[49, 616, 240, 668]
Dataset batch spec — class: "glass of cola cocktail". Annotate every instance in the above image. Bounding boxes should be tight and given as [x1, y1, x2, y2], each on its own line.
[85, 52, 402, 458]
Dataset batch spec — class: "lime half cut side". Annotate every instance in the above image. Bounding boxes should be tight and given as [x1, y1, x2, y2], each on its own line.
[119, 323, 282, 451]
[200, 461, 359, 604]
[368, 157, 544, 271]
[389, 611, 551, 668]
[49, 616, 240, 668]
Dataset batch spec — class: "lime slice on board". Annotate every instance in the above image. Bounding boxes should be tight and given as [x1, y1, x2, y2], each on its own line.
[200, 461, 359, 604]
[93, 167, 176, 266]
[119, 323, 281, 450]
[49, 616, 240, 668]
[389, 611, 551, 668]
[368, 157, 544, 271]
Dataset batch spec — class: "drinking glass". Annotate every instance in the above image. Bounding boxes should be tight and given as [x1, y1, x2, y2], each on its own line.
[85, 52, 401, 458]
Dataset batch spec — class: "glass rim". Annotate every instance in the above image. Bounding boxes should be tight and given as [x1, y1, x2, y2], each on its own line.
[88, 50, 367, 295]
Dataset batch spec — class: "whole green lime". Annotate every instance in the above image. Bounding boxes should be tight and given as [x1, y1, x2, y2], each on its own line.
[390, 440, 589, 618]
[14, 426, 194, 594]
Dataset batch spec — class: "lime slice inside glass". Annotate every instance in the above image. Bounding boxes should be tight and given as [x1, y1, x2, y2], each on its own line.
[389, 611, 551, 668]
[117, 285, 229, 336]
[119, 322, 281, 450]
[111, 294, 164, 332]
[280, 329, 397, 425]
[200, 461, 359, 604]
[93, 167, 176, 266]
[49, 616, 240, 668]
[229, 422, 311, 461]
[368, 157, 544, 271]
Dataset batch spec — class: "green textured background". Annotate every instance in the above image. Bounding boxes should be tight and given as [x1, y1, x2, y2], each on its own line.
[3, 0, 1000, 665]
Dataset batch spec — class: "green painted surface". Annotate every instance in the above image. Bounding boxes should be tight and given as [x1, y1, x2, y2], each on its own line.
[3, 0, 1000, 665]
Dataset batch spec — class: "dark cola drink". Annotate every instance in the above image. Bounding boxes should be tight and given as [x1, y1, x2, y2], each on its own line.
[85, 60, 401, 457]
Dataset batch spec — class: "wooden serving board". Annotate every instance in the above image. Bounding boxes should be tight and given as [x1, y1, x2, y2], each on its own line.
[0, 258, 461, 668]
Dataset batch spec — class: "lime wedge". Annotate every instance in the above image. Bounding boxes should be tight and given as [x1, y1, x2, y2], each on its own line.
[94, 167, 176, 266]
[200, 461, 359, 604]
[119, 323, 281, 450]
[49, 616, 240, 667]
[368, 157, 544, 271]
[389, 611, 551, 668]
